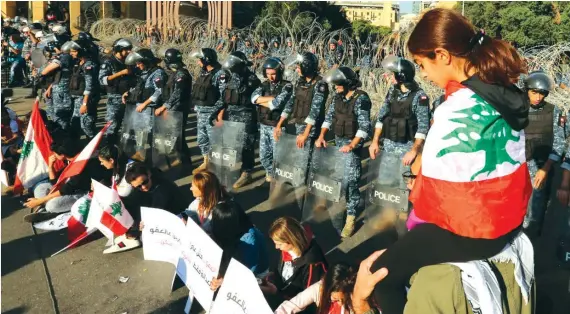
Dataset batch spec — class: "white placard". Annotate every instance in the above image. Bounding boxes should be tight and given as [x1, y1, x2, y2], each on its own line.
[176, 218, 223, 310]
[140, 207, 186, 265]
[209, 258, 273, 314]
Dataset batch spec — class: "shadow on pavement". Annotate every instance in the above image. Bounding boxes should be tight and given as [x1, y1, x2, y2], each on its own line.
[1, 306, 28, 314]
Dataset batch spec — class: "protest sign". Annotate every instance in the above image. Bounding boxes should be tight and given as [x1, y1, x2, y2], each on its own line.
[141, 207, 186, 265]
[209, 258, 273, 314]
[176, 218, 223, 311]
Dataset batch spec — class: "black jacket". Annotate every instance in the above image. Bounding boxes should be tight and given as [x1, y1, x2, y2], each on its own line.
[57, 158, 110, 196]
[271, 239, 328, 299]
[139, 169, 188, 215]
[461, 74, 529, 131]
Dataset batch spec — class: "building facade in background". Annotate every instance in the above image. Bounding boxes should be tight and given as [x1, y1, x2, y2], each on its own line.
[335, 1, 400, 29]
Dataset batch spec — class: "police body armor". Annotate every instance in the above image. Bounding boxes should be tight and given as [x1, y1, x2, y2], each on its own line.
[69, 63, 87, 96]
[51, 54, 73, 86]
[258, 80, 288, 127]
[382, 89, 419, 143]
[223, 74, 256, 109]
[39, 57, 58, 89]
[332, 90, 364, 139]
[192, 69, 219, 107]
[105, 56, 133, 95]
[525, 103, 554, 164]
[291, 75, 325, 123]
[163, 68, 191, 111]
[129, 67, 159, 103]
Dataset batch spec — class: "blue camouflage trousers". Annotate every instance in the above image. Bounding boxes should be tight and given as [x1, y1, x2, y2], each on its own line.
[224, 109, 255, 173]
[51, 83, 74, 131]
[104, 94, 126, 143]
[381, 139, 414, 173]
[259, 123, 282, 177]
[336, 136, 362, 217]
[196, 106, 216, 156]
[523, 159, 553, 233]
[71, 95, 96, 138]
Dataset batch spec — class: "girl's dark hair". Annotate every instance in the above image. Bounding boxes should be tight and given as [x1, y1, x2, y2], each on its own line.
[124, 161, 150, 183]
[408, 8, 527, 86]
[211, 201, 253, 276]
[98, 144, 128, 176]
[50, 137, 80, 158]
[318, 263, 357, 314]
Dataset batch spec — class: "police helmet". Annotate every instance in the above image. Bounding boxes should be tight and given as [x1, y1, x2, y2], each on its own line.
[77, 31, 100, 42]
[125, 48, 160, 66]
[222, 51, 252, 73]
[190, 48, 218, 66]
[60, 41, 77, 54]
[262, 57, 285, 79]
[324, 67, 361, 90]
[381, 55, 415, 84]
[45, 40, 62, 53]
[67, 40, 86, 56]
[298, 52, 319, 77]
[524, 71, 553, 95]
[164, 48, 184, 68]
[112, 38, 133, 53]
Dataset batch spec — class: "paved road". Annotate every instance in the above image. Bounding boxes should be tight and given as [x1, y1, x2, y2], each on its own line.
[2, 88, 569, 313]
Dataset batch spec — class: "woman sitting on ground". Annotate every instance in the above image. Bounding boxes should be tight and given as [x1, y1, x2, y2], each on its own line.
[209, 199, 269, 290]
[261, 216, 328, 308]
[179, 170, 229, 234]
[275, 263, 358, 314]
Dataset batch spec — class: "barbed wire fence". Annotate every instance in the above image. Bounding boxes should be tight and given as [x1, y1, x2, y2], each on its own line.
[89, 15, 570, 115]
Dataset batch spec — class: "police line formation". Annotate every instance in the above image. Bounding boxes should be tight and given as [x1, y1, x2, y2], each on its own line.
[6, 8, 570, 314]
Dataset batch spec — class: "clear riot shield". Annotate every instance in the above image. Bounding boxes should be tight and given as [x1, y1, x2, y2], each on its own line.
[268, 132, 312, 219]
[119, 105, 149, 162]
[208, 121, 246, 192]
[364, 152, 410, 237]
[152, 111, 183, 171]
[302, 147, 347, 249]
[31, 48, 47, 69]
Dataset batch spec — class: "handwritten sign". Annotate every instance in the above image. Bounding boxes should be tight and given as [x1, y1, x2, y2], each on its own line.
[141, 207, 186, 265]
[209, 259, 273, 314]
[176, 218, 223, 310]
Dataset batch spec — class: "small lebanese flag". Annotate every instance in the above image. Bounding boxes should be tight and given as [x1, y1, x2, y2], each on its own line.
[86, 179, 134, 239]
[13, 98, 53, 194]
[410, 82, 531, 239]
[50, 122, 111, 193]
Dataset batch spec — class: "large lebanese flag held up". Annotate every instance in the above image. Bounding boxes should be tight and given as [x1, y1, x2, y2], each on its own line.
[50, 122, 111, 193]
[410, 82, 532, 239]
[13, 98, 53, 194]
[86, 179, 134, 240]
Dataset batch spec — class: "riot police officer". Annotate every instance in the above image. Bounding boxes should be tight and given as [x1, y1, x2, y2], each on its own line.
[325, 39, 344, 68]
[251, 57, 293, 182]
[240, 38, 256, 60]
[68, 40, 99, 139]
[75, 31, 102, 63]
[283, 37, 294, 56]
[189, 48, 226, 174]
[316, 67, 371, 238]
[39, 40, 75, 132]
[37, 40, 62, 122]
[122, 49, 167, 160]
[369, 56, 430, 166]
[154, 48, 192, 163]
[522, 71, 566, 238]
[274, 52, 329, 150]
[99, 38, 134, 143]
[212, 51, 261, 189]
[270, 38, 282, 57]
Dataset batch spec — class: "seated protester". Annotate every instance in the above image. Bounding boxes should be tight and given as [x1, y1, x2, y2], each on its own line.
[124, 162, 188, 214]
[1, 107, 24, 156]
[275, 263, 357, 314]
[179, 170, 229, 234]
[209, 200, 268, 290]
[23, 138, 109, 222]
[261, 216, 328, 308]
[97, 144, 132, 197]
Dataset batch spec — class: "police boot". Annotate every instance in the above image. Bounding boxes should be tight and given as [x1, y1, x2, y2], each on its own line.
[233, 172, 252, 189]
[192, 155, 209, 175]
[25, 81, 38, 99]
[341, 215, 356, 239]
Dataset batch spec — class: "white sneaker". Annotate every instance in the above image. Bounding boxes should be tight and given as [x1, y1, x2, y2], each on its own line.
[103, 235, 141, 254]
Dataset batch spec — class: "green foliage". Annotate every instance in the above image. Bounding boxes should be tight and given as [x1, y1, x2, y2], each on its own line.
[461, 1, 570, 46]
[351, 20, 392, 42]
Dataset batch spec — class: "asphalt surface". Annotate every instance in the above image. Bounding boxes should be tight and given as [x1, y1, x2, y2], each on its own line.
[2, 88, 569, 314]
